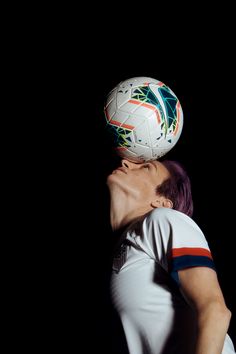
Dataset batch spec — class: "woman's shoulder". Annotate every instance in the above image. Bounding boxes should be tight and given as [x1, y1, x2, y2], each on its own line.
[147, 207, 190, 221]
[146, 207, 201, 231]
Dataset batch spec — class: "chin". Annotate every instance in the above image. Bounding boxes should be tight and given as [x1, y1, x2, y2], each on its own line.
[106, 172, 121, 186]
[106, 173, 114, 184]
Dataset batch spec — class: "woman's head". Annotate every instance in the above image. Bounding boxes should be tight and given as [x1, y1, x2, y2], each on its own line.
[107, 159, 193, 230]
[156, 160, 193, 217]
[107, 158, 193, 219]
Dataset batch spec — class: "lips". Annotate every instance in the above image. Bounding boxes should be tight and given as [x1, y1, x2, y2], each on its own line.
[113, 167, 127, 174]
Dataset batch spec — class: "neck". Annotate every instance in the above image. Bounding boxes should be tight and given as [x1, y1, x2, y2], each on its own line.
[109, 189, 152, 231]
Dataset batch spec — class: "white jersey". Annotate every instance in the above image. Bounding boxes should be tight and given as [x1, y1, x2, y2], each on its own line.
[110, 208, 235, 354]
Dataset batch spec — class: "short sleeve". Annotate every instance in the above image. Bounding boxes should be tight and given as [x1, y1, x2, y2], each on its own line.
[140, 208, 216, 284]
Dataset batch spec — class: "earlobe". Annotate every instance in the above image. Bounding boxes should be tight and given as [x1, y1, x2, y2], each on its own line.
[151, 197, 173, 209]
[163, 199, 173, 209]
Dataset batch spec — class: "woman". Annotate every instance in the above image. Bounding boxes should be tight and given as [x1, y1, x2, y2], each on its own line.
[107, 159, 235, 354]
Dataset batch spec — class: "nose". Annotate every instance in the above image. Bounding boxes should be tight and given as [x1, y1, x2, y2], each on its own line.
[121, 159, 138, 169]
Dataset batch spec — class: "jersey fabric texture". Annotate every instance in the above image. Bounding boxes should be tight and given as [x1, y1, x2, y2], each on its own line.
[110, 208, 235, 354]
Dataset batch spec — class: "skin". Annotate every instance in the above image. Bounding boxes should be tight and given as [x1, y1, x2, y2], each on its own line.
[107, 159, 232, 354]
[106, 159, 172, 231]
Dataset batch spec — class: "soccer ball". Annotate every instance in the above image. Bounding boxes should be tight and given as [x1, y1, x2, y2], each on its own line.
[104, 76, 183, 162]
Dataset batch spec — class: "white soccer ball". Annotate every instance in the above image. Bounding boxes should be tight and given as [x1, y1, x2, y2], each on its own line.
[104, 76, 184, 162]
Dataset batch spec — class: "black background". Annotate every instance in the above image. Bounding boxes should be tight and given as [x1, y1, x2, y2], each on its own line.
[41, 8, 235, 352]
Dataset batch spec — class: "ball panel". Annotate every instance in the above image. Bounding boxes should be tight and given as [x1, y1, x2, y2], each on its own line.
[132, 120, 151, 147]
[118, 112, 147, 128]
[105, 87, 117, 108]
[147, 113, 163, 147]
[119, 77, 162, 88]
[110, 110, 132, 127]
[116, 145, 153, 163]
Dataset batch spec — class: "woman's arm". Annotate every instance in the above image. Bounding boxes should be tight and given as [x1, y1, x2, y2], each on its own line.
[178, 267, 232, 354]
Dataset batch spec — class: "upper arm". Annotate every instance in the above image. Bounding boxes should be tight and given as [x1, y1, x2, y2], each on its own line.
[145, 210, 219, 297]
[178, 266, 227, 311]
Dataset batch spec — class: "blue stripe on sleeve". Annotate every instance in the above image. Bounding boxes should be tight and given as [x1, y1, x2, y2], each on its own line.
[170, 255, 216, 285]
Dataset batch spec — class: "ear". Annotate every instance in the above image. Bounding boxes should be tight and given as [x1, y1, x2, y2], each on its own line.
[151, 196, 173, 209]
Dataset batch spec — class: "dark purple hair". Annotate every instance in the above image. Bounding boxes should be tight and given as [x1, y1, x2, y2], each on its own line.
[156, 160, 193, 217]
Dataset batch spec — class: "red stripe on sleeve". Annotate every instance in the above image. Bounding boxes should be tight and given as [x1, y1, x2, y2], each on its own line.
[172, 247, 213, 259]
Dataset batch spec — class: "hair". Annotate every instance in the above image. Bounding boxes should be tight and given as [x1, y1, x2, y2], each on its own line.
[156, 160, 193, 217]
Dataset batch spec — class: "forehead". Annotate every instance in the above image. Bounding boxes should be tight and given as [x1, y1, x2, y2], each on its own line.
[152, 160, 170, 178]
